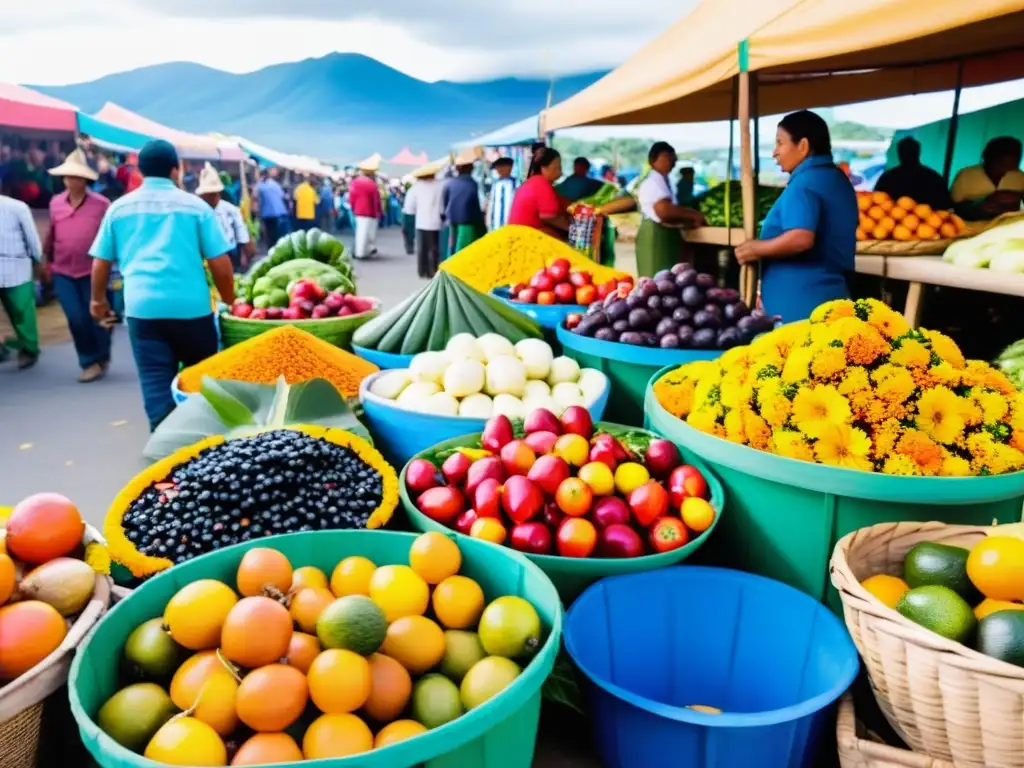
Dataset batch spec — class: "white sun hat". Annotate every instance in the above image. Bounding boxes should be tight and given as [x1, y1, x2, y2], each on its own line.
[47, 149, 98, 182]
[195, 162, 224, 195]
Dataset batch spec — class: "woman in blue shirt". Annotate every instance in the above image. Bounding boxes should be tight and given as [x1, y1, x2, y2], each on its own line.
[735, 110, 858, 322]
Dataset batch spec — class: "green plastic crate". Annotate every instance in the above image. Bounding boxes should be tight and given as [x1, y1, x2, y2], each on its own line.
[69, 530, 562, 768]
[399, 426, 725, 605]
[644, 370, 1024, 611]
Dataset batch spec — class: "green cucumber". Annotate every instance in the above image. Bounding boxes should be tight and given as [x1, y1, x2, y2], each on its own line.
[353, 289, 424, 349]
[425, 281, 451, 352]
[442, 275, 473, 341]
[378, 286, 432, 353]
[401, 280, 441, 355]
[474, 289, 543, 338]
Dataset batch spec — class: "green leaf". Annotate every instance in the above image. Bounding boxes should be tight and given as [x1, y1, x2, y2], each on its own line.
[199, 377, 258, 429]
[541, 651, 586, 715]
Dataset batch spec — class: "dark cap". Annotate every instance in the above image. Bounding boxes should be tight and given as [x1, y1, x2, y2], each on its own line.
[138, 139, 180, 179]
[492, 157, 514, 169]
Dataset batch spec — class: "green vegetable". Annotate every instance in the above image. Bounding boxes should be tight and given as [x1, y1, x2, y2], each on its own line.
[252, 295, 271, 310]
[696, 181, 783, 229]
[268, 288, 288, 308]
[252, 276, 274, 295]
[897, 585, 977, 645]
[241, 230, 353, 302]
[319, 273, 344, 291]
[903, 542, 978, 603]
[978, 610, 1024, 667]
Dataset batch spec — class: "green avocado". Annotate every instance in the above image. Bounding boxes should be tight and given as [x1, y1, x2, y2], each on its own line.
[268, 288, 289, 308]
[252, 294, 271, 309]
[897, 585, 977, 644]
[252, 276, 274, 296]
[903, 542, 979, 602]
[977, 610, 1024, 667]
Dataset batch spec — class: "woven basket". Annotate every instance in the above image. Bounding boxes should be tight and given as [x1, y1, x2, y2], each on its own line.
[837, 694, 953, 768]
[830, 521, 1024, 767]
[855, 239, 959, 256]
[219, 299, 380, 349]
[0, 566, 111, 768]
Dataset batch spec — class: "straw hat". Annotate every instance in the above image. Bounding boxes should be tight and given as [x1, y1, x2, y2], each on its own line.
[194, 162, 224, 195]
[411, 164, 438, 179]
[454, 148, 480, 167]
[357, 154, 381, 173]
[47, 149, 98, 181]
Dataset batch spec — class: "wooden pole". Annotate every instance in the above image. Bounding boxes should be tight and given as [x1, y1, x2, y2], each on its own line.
[942, 60, 965, 185]
[738, 71, 756, 305]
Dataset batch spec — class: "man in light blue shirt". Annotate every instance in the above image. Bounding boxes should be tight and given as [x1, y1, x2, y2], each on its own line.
[89, 139, 235, 430]
[256, 168, 289, 248]
[487, 157, 518, 231]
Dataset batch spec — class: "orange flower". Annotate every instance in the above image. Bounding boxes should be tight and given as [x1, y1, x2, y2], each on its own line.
[895, 430, 944, 476]
[890, 339, 931, 369]
[873, 418, 903, 460]
[743, 410, 773, 451]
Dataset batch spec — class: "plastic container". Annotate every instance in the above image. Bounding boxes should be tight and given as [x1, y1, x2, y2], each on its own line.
[359, 370, 610, 468]
[69, 529, 562, 768]
[400, 426, 724, 604]
[491, 288, 586, 330]
[557, 324, 721, 426]
[644, 369, 1024, 609]
[565, 566, 859, 768]
[219, 299, 380, 349]
[352, 343, 415, 370]
[169, 374, 188, 405]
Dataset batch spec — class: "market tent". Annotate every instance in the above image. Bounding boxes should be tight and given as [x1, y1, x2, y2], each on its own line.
[390, 148, 428, 166]
[543, 1, 1024, 130]
[93, 102, 225, 160]
[456, 114, 540, 149]
[76, 112, 153, 152]
[0, 84, 77, 132]
[233, 136, 332, 175]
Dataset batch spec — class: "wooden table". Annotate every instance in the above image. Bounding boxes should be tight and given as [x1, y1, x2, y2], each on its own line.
[682, 226, 747, 246]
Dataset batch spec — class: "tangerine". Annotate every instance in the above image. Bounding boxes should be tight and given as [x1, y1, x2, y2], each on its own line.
[859, 213, 874, 231]
[145, 716, 226, 766]
[363, 653, 413, 723]
[890, 205, 907, 221]
[892, 224, 913, 241]
[231, 732, 304, 765]
[375, 719, 427, 748]
[170, 651, 230, 710]
[432, 576, 485, 630]
[681, 497, 715, 533]
[291, 566, 329, 592]
[916, 223, 938, 239]
[284, 632, 321, 674]
[939, 222, 958, 238]
[967, 537, 1024, 601]
[303, 713, 374, 760]
[857, 194, 872, 211]
[896, 196, 916, 211]
[164, 580, 238, 651]
[855, 228, 867, 242]
[878, 216, 896, 233]
[871, 225, 888, 240]
[236, 548, 293, 597]
[913, 203, 933, 220]
[926, 213, 944, 229]
[290, 587, 335, 634]
[5, 493, 83, 564]
[0, 600, 67, 680]
[381, 615, 446, 675]
[871, 191, 892, 205]
[192, 670, 240, 737]
[866, 205, 885, 222]
[236, 664, 309, 732]
[951, 213, 967, 232]
[409, 532, 462, 585]
[369, 565, 429, 622]
[307, 649, 372, 714]
[330, 556, 376, 597]
[0, 553, 15, 604]
[974, 598, 1024, 621]
[902, 214, 921, 231]
[860, 574, 909, 609]
[221, 596, 293, 669]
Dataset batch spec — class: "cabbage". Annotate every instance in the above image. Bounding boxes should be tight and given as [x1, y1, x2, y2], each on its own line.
[988, 243, 1024, 274]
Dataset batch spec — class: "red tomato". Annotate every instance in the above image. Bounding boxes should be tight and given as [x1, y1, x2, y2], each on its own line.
[554, 477, 593, 518]
[648, 517, 690, 553]
[575, 284, 597, 305]
[557, 518, 597, 558]
[628, 481, 669, 527]
[596, 280, 616, 299]
[536, 291, 556, 306]
[569, 271, 593, 287]
[547, 263, 570, 282]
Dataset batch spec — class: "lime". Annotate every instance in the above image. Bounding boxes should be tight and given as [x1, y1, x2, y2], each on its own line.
[123, 618, 184, 681]
[316, 595, 387, 656]
[461, 657, 521, 709]
[439, 630, 487, 683]
[411, 674, 464, 729]
[98, 683, 178, 753]
[477, 596, 542, 658]
[897, 585, 976, 644]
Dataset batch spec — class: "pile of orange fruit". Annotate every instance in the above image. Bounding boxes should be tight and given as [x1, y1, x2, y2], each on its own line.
[856, 191, 967, 242]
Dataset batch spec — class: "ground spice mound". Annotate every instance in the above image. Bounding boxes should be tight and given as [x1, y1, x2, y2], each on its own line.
[440, 225, 628, 292]
[177, 325, 379, 396]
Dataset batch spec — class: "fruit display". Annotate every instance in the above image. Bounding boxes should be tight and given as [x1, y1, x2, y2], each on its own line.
[352, 271, 542, 357]
[232, 273, 376, 322]
[505, 261, 631, 307]
[944, 214, 1024, 271]
[856, 191, 967, 242]
[696, 181, 783, 229]
[240, 228, 352, 304]
[403, 409, 716, 559]
[106, 428, 400, 578]
[654, 297, 1024, 476]
[367, 334, 608, 419]
[859, 530, 1024, 668]
[1, 493, 100, 683]
[565, 263, 777, 350]
[93, 533, 548, 763]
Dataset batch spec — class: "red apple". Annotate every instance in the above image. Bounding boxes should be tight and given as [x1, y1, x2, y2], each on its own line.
[455, 509, 479, 535]
[416, 486, 465, 524]
[530, 273, 555, 292]
[524, 408, 562, 436]
[546, 263, 570, 283]
[465, 457, 506, 498]
[501, 476, 544, 524]
[668, 465, 709, 508]
[555, 477, 593, 518]
[569, 271, 592, 287]
[405, 459, 440, 495]
[510, 282, 527, 297]
[250, 308, 269, 320]
[550, 258, 571, 272]
[565, 313, 583, 330]
[482, 415, 514, 453]
[510, 523, 554, 555]
[265, 306, 284, 320]
[500, 440, 537, 476]
[441, 452, 473, 486]
[232, 301, 254, 318]
[527, 454, 571, 496]
[524, 430, 559, 455]
[560, 406, 593, 439]
[473, 477, 503, 518]
[628, 480, 670, 527]
[518, 287, 538, 304]
[588, 441, 617, 470]
[599, 524, 645, 558]
[591, 497, 631, 529]
[554, 283, 576, 304]
[645, 439, 681, 478]
[596, 279, 616, 300]
[593, 433, 630, 462]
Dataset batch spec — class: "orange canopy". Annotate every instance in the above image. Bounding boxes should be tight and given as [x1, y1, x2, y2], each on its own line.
[543, 0, 1024, 130]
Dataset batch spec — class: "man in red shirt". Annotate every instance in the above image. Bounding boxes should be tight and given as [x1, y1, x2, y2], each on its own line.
[44, 149, 113, 382]
[349, 156, 382, 259]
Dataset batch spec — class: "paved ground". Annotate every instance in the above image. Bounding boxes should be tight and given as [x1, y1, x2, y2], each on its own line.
[0, 226, 604, 767]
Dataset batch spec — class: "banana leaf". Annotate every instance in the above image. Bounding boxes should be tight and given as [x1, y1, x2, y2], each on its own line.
[143, 376, 371, 462]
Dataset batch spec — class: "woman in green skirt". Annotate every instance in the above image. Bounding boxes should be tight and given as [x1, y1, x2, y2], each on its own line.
[634, 141, 705, 277]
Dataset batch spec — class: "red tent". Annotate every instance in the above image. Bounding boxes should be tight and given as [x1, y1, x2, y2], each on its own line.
[389, 147, 428, 166]
[0, 84, 77, 132]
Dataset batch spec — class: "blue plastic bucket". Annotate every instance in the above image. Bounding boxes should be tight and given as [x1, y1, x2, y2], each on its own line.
[169, 374, 189, 405]
[359, 370, 610, 468]
[565, 566, 858, 768]
[491, 287, 586, 330]
[352, 343, 415, 370]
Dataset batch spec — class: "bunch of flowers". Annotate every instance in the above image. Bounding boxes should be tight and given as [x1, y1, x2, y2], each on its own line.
[653, 298, 1024, 476]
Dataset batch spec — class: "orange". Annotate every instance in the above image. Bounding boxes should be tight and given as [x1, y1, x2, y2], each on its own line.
[892, 225, 913, 241]
[926, 213, 944, 229]
[432, 576, 485, 630]
[857, 194, 872, 211]
[915, 223, 937, 240]
[967, 537, 1024, 601]
[307, 649, 372, 714]
[896, 196, 916, 211]
[284, 632, 321, 674]
[0, 553, 15, 604]
[951, 213, 967, 232]
[303, 713, 374, 760]
[5, 493, 84, 564]
[901, 214, 920, 232]
[913, 203, 933, 220]
[171, 651, 228, 710]
[192, 670, 240, 737]
[878, 216, 895, 234]
[330, 556, 376, 597]
[578, 461, 615, 496]
[890, 205, 907, 221]
[939, 222, 958, 238]
[369, 565, 430, 622]
[871, 191, 891, 205]
[221, 596, 293, 669]
[236, 548, 293, 597]
[855, 228, 867, 242]
[232, 733, 304, 765]
[470, 518, 507, 545]
[164, 580, 238, 651]
[859, 213, 874, 231]
[681, 497, 715, 533]
[363, 653, 413, 722]
[0, 601, 67, 680]
[409, 532, 462, 585]
[974, 598, 1024, 621]
[552, 433, 590, 467]
[290, 587, 335, 634]
[381, 615, 446, 675]
[291, 566, 329, 592]
[236, 664, 308, 732]
[866, 205, 885, 222]
[375, 719, 427, 748]
[871, 225, 889, 241]
[878, 199, 894, 213]
[860, 574, 909, 609]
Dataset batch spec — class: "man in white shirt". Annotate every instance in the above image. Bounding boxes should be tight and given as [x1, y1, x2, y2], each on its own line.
[0, 193, 43, 368]
[634, 141, 704, 276]
[404, 165, 445, 278]
[196, 163, 254, 272]
[486, 157, 518, 231]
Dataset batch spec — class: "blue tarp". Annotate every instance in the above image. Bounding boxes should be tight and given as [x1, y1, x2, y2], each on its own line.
[457, 114, 540, 149]
[76, 113, 152, 153]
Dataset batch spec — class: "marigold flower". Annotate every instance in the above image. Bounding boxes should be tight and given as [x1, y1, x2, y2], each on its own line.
[814, 424, 873, 471]
[782, 345, 816, 384]
[810, 346, 847, 380]
[866, 303, 911, 340]
[940, 454, 973, 477]
[896, 430, 944, 475]
[724, 408, 748, 444]
[773, 429, 815, 462]
[915, 386, 967, 445]
[871, 364, 916, 404]
[743, 410, 773, 451]
[921, 329, 966, 368]
[810, 299, 855, 324]
[792, 385, 852, 438]
[882, 455, 923, 476]
[890, 338, 931, 369]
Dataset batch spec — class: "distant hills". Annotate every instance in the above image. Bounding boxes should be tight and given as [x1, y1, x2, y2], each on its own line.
[32, 54, 607, 163]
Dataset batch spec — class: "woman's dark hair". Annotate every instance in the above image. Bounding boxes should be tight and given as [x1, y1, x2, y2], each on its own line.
[529, 148, 561, 178]
[983, 136, 1023, 164]
[778, 110, 832, 156]
[648, 141, 675, 165]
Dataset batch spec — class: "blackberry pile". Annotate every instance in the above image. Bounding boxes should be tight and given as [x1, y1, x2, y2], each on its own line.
[122, 430, 384, 564]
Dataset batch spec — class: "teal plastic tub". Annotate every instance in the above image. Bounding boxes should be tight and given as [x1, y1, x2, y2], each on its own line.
[557, 324, 721, 427]
[491, 288, 586, 330]
[69, 530, 563, 768]
[399, 427, 725, 605]
[644, 369, 1024, 610]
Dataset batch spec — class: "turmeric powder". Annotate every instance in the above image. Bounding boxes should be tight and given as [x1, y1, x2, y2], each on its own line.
[440, 225, 630, 293]
[177, 325, 378, 396]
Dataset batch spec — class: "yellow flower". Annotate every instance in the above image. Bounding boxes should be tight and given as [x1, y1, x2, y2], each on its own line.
[866, 304, 911, 340]
[890, 339, 931, 369]
[837, 366, 871, 396]
[873, 418, 903, 460]
[871, 364, 916, 404]
[915, 386, 967, 445]
[724, 408, 748, 444]
[773, 429, 815, 462]
[976, 390, 1010, 424]
[922, 329, 965, 368]
[896, 430, 944, 476]
[810, 346, 847, 380]
[810, 299, 855, 324]
[928, 362, 962, 388]
[85, 542, 112, 575]
[759, 393, 793, 429]
[782, 345, 816, 384]
[654, 375, 698, 418]
[692, 376, 722, 411]
[687, 407, 722, 435]
[940, 455, 973, 477]
[882, 455, 923, 476]
[983, 366, 1017, 396]
[743, 410, 773, 451]
[845, 327, 891, 366]
[814, 424, 874, 472]
[720, 346, 752, 372]
[792, 385, 852, 438]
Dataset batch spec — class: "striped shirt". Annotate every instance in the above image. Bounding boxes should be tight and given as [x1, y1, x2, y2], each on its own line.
[0, 195, 42, 288]
[488, 177, 518, 231]
[213, 199, 251, 249]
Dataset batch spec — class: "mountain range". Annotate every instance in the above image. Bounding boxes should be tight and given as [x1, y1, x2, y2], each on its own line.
[32, 54, 607, 163]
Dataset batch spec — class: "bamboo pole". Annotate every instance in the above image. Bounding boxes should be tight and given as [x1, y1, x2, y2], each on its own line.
[738, 71, 756, 305]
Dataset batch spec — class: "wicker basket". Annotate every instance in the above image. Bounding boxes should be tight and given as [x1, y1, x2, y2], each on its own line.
[219, 299, 380, 349]
[855, 239, 959, 256]
[837, 694, 953, 768]
[0, 569, 111, 768]
[830, 521, 1024, 767]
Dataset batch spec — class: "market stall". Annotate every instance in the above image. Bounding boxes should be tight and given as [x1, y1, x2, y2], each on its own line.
[90, 102, 234, 161]
[0, 84, 77, 135]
